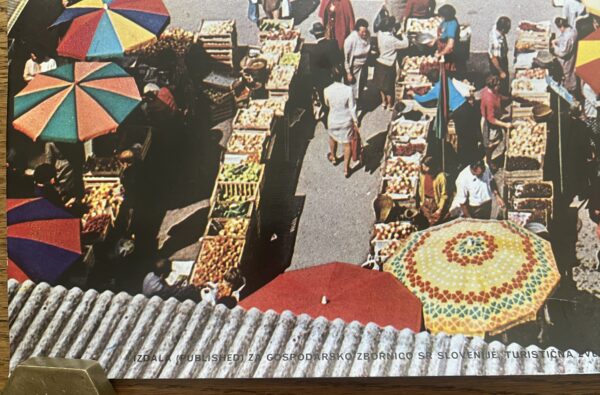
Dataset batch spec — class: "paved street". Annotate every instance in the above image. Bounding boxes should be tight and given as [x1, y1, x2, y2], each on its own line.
[160, 0, 564, 270]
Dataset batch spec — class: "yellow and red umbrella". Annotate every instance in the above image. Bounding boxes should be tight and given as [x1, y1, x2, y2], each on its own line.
[385, 219, 560, 337]
[576, 28, 600, 94]
[583, 0, 600, 16]
[13, 62, 141, 143]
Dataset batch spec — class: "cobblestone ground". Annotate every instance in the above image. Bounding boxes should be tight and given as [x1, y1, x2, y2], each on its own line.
[574, 206, 600, 297]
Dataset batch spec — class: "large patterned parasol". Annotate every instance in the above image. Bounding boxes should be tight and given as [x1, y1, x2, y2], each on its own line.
[385, 219, 560, 337]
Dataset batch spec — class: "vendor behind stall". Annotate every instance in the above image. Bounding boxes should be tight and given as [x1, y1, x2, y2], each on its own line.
[452, 159, 504, 220]
[417, 156, 450, 226]
[552, 17, 578, 95]
[480, 75, 512, 171]
[434, 4, 460, 73]
[142, 258, 201, 302]
[488, 17, 511, 96]
[142, 83, 181, 125]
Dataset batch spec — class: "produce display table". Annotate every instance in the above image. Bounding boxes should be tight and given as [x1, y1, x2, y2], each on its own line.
[188, 19, 303, 289]
[81, 177, 124, 244]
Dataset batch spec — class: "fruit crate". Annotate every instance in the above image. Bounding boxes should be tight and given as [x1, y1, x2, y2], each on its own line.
[217, 161, 266, 192]
[507, 180, 553, 201]
[82, 177, 123, 225]
[204, 217, 250, 239]
[198, 20, 237, 46]
[232, 107, 276, 133]
[380, 177, 419, 202]
[190, 235, 247, 286]
[386, 138, 428, 159]
[511, 197, 553, 224]
[258, 18, 294, 36]
[225, 131, 271, 160]
[210, 180, 261, 211]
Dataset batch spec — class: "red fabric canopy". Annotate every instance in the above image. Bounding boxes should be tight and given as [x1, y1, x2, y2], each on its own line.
[240, 262, 422, 331]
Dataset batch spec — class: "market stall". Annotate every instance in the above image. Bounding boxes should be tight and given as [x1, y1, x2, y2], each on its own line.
[186, 19, 304, 290]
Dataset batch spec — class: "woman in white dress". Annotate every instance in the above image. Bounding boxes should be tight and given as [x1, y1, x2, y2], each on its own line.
[324, 76, 358, 177]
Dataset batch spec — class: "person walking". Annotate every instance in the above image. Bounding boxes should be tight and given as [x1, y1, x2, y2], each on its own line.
[480, 75, 512, 171]
[552, 17, 579, 94]
[417, 156, 449, 226]
[320, 0, 356, 50]
[452, 159, 505, 220]
[374, 16, 409, 110]
[488, 16, 511, 96]
[307, 22, 343, 114]
[324, 76, 359, 178]
[343, 18, 371, 106]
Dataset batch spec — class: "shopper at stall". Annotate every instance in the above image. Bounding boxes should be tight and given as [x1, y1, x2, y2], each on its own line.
[33, 164, 66, 209]
[324, 74, 359, 178]
[583, 82, 600, 135]
[142, 258, 201, 302]
[480, 75, 512, 171]
[308, 22, 344, 116]
[417, 156, 449, 226]
[142, 83, 181, 126]
[552, 17, 579, 94]
[434, 4, 460, 73]
[452, 159, 504, 220]
[45, 141, 85, 204]
[263, 0, 282, 19]
[488, 16, 511, 95]
[23, 49, 42, 82]
[118, 149, 141, 233]
[344, 19, 371, 105]
[374, 16, 409, 110]
[320, 0, 356, 50]
[403, 0, 435, 20]
[563, 0, 587, 29]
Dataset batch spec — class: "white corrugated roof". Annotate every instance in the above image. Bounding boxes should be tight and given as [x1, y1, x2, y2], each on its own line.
[7, 0, 30, 34]
[8, 279, 600, 378]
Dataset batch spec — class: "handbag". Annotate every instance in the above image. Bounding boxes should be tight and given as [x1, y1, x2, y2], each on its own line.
[350, 125, 363, 163]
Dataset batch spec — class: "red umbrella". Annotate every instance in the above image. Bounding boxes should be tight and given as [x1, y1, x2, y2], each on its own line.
[240, 262, 422, 331]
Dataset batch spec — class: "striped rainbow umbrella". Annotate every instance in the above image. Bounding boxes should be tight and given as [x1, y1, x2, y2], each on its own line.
[13, 62, 141, 143]
[8, 198, 81, 284]
[576, 28, 600, 94]
[52, 0, 170, 59]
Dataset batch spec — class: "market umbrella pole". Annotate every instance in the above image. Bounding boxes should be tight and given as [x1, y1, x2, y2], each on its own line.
[435, 59, 449, 172]
[558, 97, 564, 195]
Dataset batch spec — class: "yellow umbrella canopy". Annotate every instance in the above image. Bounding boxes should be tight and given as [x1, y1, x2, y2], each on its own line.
[583, 0, 600, 16]
[385, 219, 560, 337]
[576, 28, 600, 94]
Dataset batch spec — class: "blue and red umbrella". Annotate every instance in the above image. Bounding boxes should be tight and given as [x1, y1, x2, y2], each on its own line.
[8, 198, 82, 284]
[51, 0, 170, 59]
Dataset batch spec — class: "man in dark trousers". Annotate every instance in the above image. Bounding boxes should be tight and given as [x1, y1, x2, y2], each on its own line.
[307, 21, 343, 119]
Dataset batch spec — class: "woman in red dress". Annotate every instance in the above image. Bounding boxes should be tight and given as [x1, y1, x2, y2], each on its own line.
[319, 0, 356, 50]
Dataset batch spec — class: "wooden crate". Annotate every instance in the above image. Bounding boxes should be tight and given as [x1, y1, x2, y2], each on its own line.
[232, 107, 276, 133]
[226, 131, 271, 161]
[511, 197, 553, 224]
[210, 180, 261, 212]
[217, 162, 266, 192]
[204, 217, 250, 239]
[190, 235, 246, 286]
[507, 180, 553, 201]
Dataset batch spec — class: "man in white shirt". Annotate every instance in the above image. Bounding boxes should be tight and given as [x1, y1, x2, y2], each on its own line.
[453, 160, 504, 219]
